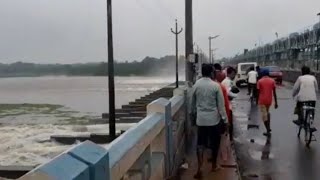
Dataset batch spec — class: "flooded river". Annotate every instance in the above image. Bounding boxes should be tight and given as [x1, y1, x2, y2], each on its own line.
[0, 76, 174, 166]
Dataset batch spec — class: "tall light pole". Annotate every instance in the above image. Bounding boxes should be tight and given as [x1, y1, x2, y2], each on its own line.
[107, 0, 116, 140]
[171, 19, 183, 88]
[211, 48, 218, 61]
[209, 35, 219, 63]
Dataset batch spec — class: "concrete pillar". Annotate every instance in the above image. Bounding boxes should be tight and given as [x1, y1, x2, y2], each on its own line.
[127, 147, 152, 180]
[147, 98, 172, 177]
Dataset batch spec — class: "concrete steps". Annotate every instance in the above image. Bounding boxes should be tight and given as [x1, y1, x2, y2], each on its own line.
[51, 132, 124, 145]
[0, 166, 36, 179]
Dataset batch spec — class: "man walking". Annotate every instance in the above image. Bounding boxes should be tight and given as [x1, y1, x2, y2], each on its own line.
[257, 69, 278, 137]
[190, 64, 228, 178]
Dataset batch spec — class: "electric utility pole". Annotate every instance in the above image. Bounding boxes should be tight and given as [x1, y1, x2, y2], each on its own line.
[185, 0, 194, 83]
[107, 0, 116, 140]
[171, 19, 183, 88]
[317, 13, 320, 71]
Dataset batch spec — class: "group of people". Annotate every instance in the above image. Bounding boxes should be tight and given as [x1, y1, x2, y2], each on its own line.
[190, 62, 319, 178]
[190, 63, 237, 179]
[190, 63, 282, 178]
[246, 65, 318, 129]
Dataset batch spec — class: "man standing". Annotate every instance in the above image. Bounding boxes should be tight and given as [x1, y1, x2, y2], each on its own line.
[213, 63, 226, 82]
[222, 67, 238, 100]
[191, 64, 228, 178]
[222, 67, 238, 140]
[257, 69, 278, 137]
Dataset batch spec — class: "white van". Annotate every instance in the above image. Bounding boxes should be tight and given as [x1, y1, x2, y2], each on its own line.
[235, 62, 258, 87]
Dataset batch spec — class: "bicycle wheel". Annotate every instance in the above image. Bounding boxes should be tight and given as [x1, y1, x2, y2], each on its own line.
[305, 114, 313, 147]
[297, 124, 302, 138]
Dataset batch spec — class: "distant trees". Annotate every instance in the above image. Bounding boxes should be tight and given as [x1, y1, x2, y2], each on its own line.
[0, 56, 185, 77]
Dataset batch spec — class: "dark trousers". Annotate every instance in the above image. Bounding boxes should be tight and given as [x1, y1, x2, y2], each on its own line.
[248, 83, 257, 95]
[198, 124, 221, 164]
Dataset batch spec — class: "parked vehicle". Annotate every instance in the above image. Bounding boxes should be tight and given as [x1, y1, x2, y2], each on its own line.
[235, 62, 257, 87]
[263, 66, 283, 84]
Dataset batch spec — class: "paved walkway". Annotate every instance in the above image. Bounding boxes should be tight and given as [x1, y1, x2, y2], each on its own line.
[177, 143, 239, 180]
[175, 110, 242, 179]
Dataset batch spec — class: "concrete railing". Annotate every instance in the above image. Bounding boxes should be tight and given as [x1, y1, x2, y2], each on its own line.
[19, 88, 187, 180]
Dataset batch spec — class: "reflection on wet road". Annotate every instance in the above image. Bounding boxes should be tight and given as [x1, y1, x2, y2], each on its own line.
[234, 84, 320, 180]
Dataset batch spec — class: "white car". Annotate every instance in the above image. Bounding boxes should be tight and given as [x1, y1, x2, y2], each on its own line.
[235, 62, 257, 87]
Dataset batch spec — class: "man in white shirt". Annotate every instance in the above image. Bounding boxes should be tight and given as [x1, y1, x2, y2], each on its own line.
[247, 66, 258, 96]
[221, 67, 237, 140]
[292, 66, 318, 126]
[222, 67, 237, 100]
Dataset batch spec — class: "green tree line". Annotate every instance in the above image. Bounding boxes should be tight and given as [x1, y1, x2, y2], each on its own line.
[0, 56, 185, 77]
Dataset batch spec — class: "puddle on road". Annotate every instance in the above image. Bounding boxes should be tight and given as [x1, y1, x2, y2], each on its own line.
[233, 112, 248, 118]
[239, 124, 247, 131]
[249, 148, 274, 161]
[247, 124, 259, 129]
[236, 117, 248, 122]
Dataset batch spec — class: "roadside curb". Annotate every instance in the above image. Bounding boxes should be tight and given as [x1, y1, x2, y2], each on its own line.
[231, 98, 253, 180]
[231, 113, 244, 180]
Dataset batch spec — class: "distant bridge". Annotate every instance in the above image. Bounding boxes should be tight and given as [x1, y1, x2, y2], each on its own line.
[233, 22, 320, 71]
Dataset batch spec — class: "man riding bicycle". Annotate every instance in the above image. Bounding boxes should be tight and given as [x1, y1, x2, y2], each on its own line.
[247, 66, 258, 102]
[292, 66, 318, 126]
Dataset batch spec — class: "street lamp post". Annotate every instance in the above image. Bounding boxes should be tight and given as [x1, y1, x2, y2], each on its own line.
[209, 35, 219, 63]
[211, 48, 219, 62]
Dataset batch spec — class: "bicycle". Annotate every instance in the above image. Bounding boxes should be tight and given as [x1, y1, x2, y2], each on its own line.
[249, 84, 258, 105]
[297, 102, 317, 147]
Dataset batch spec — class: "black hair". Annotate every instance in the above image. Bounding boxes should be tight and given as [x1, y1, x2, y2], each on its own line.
[250, 66, 255, 71]
[301, 66, 311, 75]
[202, 64, 213, 77]
[213, 63, 222, 71]
[227, 67, 236, 75]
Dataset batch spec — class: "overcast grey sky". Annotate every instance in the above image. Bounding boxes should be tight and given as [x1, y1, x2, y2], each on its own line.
[0, 0, 319, 63]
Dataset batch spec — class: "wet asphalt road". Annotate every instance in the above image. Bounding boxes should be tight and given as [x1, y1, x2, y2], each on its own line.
[233, 84, 320, 180]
